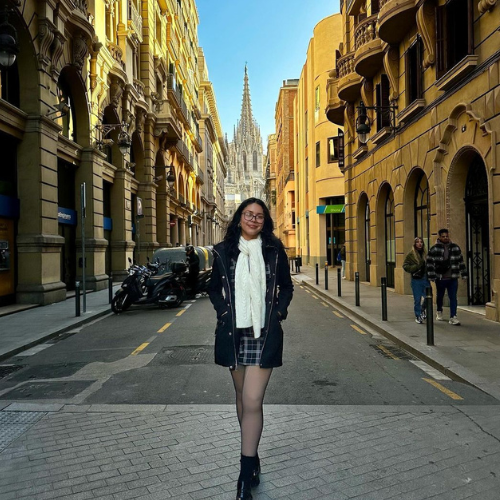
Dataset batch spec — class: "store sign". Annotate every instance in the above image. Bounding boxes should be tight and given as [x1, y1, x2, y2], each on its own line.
[316, 204, 345, 214]
[58, 207, 77, 225]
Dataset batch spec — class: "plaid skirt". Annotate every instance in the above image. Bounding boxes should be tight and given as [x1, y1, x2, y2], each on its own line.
[237, 327, 264, 366]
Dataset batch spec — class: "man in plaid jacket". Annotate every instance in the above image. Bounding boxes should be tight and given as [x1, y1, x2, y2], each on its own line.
[427, 228, 467, 325]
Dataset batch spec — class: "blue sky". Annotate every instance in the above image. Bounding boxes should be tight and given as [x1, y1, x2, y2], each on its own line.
[197, 0, 341, 145]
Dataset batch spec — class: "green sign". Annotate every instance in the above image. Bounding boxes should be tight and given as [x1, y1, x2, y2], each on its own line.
[316, 204, 345, 214]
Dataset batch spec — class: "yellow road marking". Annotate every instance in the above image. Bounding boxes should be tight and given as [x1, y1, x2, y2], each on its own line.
[333, 311, 344, 318]
[176, 309, 186, 317]
[131, 343, 149, 356]
[321, 302, 329, 307]
[311, 294, 319, 300]
[350, 324, 367, 335]
[158, 322, 172, 333]
[423, 378, 463, 400]
[377, 345, 400, 360]
[305, 290, 311, 294]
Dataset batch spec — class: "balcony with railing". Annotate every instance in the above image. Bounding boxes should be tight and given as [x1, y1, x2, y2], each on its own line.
[166, 73, 190, 126]
[337, 51, 363, 102]
[354, 15, 385, 78]
[325, 73, 345, 125]
[128, 0, 143, 41]
[377, 0, 418, 45]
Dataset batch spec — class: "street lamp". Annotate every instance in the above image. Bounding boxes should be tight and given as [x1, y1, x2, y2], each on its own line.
[0, 8, 18, 68]
[95, 122, 132, 156]
[355, 100, 398, 144]
[166, 165, 175, 190]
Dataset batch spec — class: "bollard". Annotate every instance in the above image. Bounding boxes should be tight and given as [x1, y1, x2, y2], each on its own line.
[381, 277, 388, 321]
[75, 281, 81, 317]
[426, 286, 434, 346]
[108, 273, 113, 304]
[315, 263, 319, 285]
[337, 267, 342, 297]
[324, 262, 328, 290]
[355, 272, 360, 306]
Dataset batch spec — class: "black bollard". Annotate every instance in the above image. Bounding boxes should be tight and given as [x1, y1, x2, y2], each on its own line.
[381, 277, 388, 321]
[108, 273, 113, 304]
[75, 281, 81, 317]
[325, 262, 328, 290]
[337, 267, 342, 297]
[316, 263, 319, 285]
[355, 272, 360, 306]
[426, 286, 434, 346]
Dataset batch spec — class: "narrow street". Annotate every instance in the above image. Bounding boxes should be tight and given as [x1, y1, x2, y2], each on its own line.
[0, 285, 496, 406]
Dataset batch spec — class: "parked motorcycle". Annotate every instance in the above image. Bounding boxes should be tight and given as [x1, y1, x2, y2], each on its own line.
[182, 268, 212, 299]
[111, 259, 186, 313]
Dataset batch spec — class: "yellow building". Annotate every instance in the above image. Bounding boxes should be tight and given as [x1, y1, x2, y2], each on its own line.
[326, 0, 500, 320]
[275, 80, 298, 255]
[0, 0, 226, 307]
[294, 13, 344, 267]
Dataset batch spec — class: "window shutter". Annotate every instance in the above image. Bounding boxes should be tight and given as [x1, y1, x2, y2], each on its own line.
[435, 5, 446, 79]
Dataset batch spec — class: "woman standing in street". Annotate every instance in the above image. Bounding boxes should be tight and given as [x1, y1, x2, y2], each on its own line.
[208, 198, 294, 500]
[403, 237, 430, 323]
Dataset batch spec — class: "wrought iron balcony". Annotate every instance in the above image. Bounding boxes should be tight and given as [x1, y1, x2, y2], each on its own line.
[128, 0, 143, 41]
[354, 14, 384, 78]
[377, 0, 418, 45]
[337, 51, 363, 102]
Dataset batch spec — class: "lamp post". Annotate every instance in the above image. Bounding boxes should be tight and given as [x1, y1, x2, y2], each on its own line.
[355, 100, 398, 144]
[95, 122, 132, 156]
[0, 7, 18, 68]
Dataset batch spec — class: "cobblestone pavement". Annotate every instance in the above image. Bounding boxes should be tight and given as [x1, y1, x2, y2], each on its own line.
[1, 404, 500, 499]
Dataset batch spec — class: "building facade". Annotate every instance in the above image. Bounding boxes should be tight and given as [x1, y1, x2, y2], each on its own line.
[326, 0, 500, 320]
[275, 80, 298, 254]
[294, 13, 344, 267]
[225, 66, 265, 220]
[264, 133, 277, 223]
[0, 0, 226, 307]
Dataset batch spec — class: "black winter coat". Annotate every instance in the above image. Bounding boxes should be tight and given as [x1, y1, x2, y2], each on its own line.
[208, 236, 294, 369]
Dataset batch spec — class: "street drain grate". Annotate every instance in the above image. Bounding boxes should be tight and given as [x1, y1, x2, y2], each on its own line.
[371, 344, 416, 360]
[156, 346, 213, 365]
[0, 365, 24, 379]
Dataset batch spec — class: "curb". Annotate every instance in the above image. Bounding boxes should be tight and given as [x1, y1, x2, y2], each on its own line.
[0, 309, 112, 363]
[297, 278, 481, 391]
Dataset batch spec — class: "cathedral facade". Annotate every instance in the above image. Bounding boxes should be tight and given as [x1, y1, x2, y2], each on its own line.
[225, 66, 265, 220]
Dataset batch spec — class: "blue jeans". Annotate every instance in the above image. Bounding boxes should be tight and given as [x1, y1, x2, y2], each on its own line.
[436, 279, 459, 317]
[411, 278, 430, 318]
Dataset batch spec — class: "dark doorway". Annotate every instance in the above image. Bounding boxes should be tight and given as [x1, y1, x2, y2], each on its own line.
[385, 189, 395, 287]
[465, 156, 490, 305]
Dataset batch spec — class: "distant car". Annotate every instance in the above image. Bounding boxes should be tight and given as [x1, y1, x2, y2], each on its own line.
[152, 246, 213, 272]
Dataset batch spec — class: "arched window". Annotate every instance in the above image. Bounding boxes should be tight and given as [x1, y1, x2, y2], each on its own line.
[385, 189, 395, 287]
[414, 173, 429, 250]
[57, 76, 76, 142]
[253, 151, 258, 171]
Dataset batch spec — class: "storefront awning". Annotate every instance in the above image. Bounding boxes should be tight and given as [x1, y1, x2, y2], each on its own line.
[316, 204, 345, 214]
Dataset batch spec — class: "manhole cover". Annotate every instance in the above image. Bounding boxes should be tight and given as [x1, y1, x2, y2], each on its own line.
[154, 346, 213, 365]
[0, 365, 23, 379]
[0, 380, 95, 400]
[370, 344, 416, 360]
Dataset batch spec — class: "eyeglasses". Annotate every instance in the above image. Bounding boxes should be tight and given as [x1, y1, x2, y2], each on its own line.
[242, 211, 265, 223]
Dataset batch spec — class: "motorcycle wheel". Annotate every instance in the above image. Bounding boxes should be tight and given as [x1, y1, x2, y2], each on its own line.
[163, 288, 185, 308]
[111, 292, 131, 314]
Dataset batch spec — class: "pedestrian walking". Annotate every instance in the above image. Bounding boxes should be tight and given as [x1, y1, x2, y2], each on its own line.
[340, 245, 346, 279]
[403, 237, 430, 323]
[208, 198, 294, 500]
[185, 244, 200, 295]
[427, 228, 467, 325]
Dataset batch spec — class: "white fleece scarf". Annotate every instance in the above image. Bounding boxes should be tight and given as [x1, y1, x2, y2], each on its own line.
[235, 235, 266, 338]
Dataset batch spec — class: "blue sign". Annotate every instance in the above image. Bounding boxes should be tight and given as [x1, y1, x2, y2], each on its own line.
[0, 195, 20, 218]
[104, 217, 113, 231]
[58, 207, 77, 226]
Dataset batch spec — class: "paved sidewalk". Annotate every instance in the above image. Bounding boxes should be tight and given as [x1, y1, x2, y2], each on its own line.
[1, 403, 500, 499]
[0, 287, 118, 361]
[293, 265, 500, 401]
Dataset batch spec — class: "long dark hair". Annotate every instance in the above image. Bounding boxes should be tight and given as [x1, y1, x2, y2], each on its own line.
[224, 198, 275, 258]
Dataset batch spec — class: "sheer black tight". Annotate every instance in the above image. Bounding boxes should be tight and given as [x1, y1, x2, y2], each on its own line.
[231, 365, 273, 457]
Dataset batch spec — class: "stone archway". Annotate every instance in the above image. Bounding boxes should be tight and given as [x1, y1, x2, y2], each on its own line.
[357, 193, 371, 282]
[376, 182, 395, 287]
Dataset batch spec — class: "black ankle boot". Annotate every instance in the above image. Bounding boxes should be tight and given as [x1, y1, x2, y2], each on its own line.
[237, 455, 255, 499]
[251, 454, 260, 487]
[236, 480, 252, 499]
